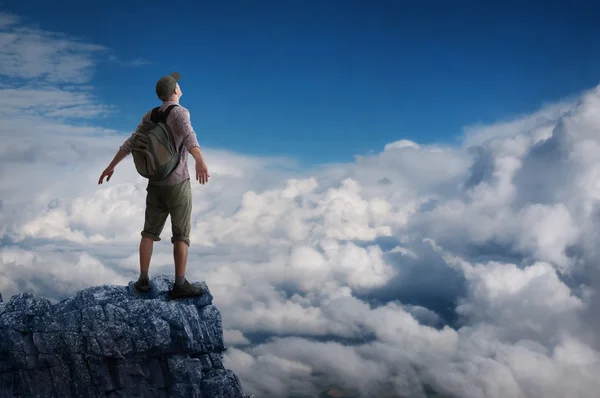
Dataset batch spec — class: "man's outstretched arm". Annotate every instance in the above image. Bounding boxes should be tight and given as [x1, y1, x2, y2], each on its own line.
[98, 148, 129, 184]
[98, 115, 147, 185]
[189, 146, 209, 185]
[176, 107, 209, 185]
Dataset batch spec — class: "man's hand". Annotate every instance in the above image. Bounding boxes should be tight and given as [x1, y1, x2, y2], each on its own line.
[189, 146, 209, 184]
[98, 166, 115, 184]
[195, 160, 209, 185]
[98, 148, 129, 185]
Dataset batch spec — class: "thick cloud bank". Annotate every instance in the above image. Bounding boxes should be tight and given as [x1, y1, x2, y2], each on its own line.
[1, 10, 599, 398]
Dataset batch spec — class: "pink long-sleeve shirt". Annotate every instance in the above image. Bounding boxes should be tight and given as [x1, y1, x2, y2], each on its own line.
[120, 101, 200, 186]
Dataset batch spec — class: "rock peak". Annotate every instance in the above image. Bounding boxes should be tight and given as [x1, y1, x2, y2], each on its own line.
[0, 275, 248, 397]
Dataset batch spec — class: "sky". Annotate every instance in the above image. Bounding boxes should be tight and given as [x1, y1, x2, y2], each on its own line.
[3, 0, 600, 163]
[1, 2, 600, 398]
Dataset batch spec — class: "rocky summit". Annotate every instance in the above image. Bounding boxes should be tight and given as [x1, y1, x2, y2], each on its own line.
[0, 275, 248, 398]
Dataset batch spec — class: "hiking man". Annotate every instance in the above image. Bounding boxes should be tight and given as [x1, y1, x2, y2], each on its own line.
[98, 72, 209, 299]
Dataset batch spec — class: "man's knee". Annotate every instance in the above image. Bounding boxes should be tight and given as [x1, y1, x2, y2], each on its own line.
[141, 231, 161, 241]
[171, 236, 190, 246]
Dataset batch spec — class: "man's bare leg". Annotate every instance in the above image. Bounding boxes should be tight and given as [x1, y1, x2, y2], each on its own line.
[173, 241, 188, 279]
[140, 236, 154, 274]
[134, 236, 154, 292]
[169, 240, 203, 298]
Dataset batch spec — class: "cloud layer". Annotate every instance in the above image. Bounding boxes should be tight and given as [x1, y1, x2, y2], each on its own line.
[1, 11, 599, 398]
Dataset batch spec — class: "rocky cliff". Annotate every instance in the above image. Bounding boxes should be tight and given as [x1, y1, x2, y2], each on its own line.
[0, 275, 248, 398]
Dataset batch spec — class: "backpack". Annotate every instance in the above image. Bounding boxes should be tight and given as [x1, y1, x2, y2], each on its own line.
[131, 104, 180, 181]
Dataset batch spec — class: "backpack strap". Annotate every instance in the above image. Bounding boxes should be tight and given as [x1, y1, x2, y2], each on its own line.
[150, 107, 160, 123]
[150, 104, 179, 124]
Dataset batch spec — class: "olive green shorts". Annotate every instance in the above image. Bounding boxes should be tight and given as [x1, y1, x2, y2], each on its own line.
[141, 179, 192, 246]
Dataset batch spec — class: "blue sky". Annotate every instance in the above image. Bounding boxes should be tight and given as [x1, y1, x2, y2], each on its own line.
[5, 0, 600, 163]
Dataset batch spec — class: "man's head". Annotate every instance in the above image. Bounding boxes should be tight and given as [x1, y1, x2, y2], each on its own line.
[156, 72, 183, 102]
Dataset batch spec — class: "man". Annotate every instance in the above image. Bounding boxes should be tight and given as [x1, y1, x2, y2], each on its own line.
[98, 72, 209, 299]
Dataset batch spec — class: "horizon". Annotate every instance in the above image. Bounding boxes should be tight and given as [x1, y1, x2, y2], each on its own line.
[1, 2, 600, 398]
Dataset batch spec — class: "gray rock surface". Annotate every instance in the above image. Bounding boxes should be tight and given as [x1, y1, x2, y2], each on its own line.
[0, 275, 247, 398]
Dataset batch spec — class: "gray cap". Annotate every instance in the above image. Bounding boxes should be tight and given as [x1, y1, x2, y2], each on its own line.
[155, 72, 180, 100]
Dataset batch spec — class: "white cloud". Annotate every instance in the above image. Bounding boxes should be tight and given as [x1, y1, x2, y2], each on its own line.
[0, 246, 129, 302]
[1, 10, 600, 398]
[223, 329, 250, 346]
[0, 12, 19, 28]
[460, 98, 575, 148]
[0, 19, 105, 84]
[0, 11, 146, 84]
[384, 139, 420, 151]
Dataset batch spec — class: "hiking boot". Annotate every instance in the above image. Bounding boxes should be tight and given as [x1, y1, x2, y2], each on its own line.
[134, 277, 150, 292]
[168, 279, 204, 299]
